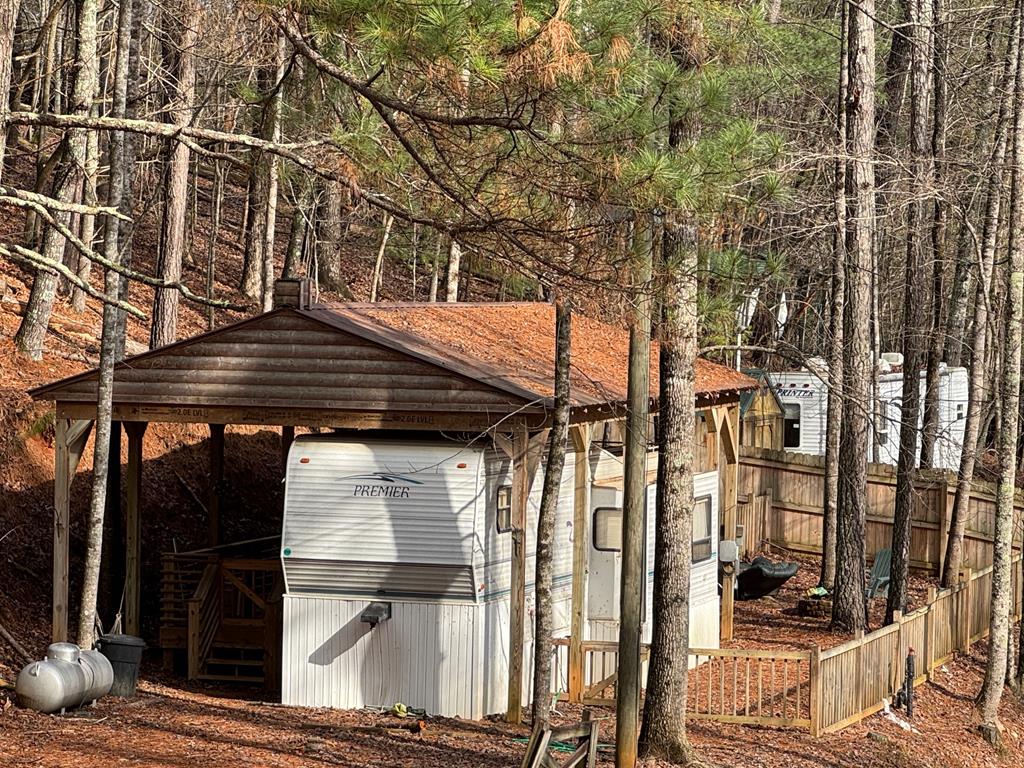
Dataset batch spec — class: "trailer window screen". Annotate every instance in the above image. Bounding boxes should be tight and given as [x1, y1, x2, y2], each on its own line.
[496, 484, 512, 533]
[783, 403, 801, 448]
[593, 507, 623, 552]
[692, 496, 713, 562]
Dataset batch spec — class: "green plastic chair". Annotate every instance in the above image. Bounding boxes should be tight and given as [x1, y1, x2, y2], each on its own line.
[865, 547, 892, 601]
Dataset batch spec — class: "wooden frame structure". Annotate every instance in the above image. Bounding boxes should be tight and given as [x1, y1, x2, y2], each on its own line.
[31, 279, 755, 720]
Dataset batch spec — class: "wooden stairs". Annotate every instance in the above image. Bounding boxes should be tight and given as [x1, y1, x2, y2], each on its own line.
[160, 539, 282, 688]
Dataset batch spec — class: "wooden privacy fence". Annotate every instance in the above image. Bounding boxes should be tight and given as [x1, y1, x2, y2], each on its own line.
[552, 557, 1023, 736]
[738, 446, 1024, 571]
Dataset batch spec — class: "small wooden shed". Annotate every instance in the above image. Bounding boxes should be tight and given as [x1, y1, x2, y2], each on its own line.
[739, 368, 785, 451]
[30, 279, 756, 719]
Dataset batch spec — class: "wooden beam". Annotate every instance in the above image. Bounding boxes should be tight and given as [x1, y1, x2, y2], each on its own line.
[508, 430, 529, 724]
[124, 421, 147, 637]
[720, 405, 739, 643]
[208, 424, 225, 547]
[506, 430, 547, 724]
[52, 418, 93, 642]
[568, 424, 592, 703]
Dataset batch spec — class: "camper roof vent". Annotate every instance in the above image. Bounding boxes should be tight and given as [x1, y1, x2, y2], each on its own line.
[881, 352, 904, 366]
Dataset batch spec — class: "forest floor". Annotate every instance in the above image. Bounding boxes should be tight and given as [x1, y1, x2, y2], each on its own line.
[1, 640, 1023, 768]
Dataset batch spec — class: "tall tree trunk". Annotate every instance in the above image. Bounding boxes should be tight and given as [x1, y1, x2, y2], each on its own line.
[887, 0, 934, 626]
[258, 31, 287, 311]
[70, 123, 99, 313]
[445, 238, 461, 302]
[149, 2, 197, 349]
[283, 181, 309, 280]
[832, 0, 876, 633]
[530, 301, 571, 726]
[615, 214, 653, 768]
[14, 0, 100, 360]
[77, 0, 132, 648]
[639, 217, 698, 762]
[428, 235, 441, 302]
[977, 3, 1024, 744]
[920, 0, 948, 468]
[206, 159, 224, 329]
[368, 213, 394, 302]
[316, 181, 348, 296]
[0, 0, 24, 183]
[942, 11, 1018, 587]
[821, 0, 848, 592]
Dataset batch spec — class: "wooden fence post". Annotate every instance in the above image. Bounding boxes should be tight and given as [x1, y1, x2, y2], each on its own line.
[809, 645, 822, 737]
[925, 587, 937, 680]
[961, 568, 973, 654]
[937, 481, 952, 577]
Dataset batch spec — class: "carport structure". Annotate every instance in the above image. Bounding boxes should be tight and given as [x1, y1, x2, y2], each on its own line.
[30, 278, 754, 721]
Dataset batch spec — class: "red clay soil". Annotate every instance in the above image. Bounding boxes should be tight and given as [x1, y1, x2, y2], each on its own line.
[0, 641, 1022, 768]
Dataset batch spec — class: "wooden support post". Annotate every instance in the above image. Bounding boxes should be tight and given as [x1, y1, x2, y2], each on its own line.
[505, 430, 546, 724]
[937, 481, 952, 578]
[125, 421, 147, 637]
[809, 645, 822, 737]
[281, 425, 295, 472]
[925, 586, 937, 679]
[569, 424, 593, 704]
[208, 424, 225, 547]
[508, 430, 530, 724]
[961, 567, 972, 653]
[716, 405, 739, 643]
[53, 418, 70, 643]
[52, 417, 93, 642]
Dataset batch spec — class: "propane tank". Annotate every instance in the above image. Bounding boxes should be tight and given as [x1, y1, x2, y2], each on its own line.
[16, 642, 113, 714]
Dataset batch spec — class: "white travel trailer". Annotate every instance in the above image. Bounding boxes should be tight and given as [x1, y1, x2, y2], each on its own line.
[279, 434, 721, 719]
[769, 361, 968, 471]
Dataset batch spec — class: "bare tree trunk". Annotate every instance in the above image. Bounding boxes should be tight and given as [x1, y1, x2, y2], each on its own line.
[942, 13, 1018, 587]
[821, 0, 848, 592]
[920, 0, 948, 468]
[283, 181, 309, 280]
[0, 0, 24, 183]
[71, 123, 99, 313]
[832, 0, 876, 633]
[259, 31, 287, 312]
[410, 223, 418, 298]
[615, 214, 653, 768]
[445, 237, 461, 302]
[150, 1, 197, 349]
[887, 0, 934, 626]
[530, 301, 571, 726]
[639, 217, 699, 762]
[77, 0, 132, 648]
[368, 213, 394, 302]
[977, 3, 1024, 744]
[316, 181, 348, 296]
[206, 159, 224, 329]
[428, 234, 441, 302]
[15, 0, 100, 360]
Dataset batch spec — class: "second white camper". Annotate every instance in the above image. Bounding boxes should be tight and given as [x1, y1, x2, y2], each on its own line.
[769, 362, 968, 471]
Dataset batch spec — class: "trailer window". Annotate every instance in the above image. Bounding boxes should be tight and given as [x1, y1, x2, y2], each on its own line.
[593, 507, 623, 552]
[496, 485, 512, 533]
[783, 403, 801, 448]
[692, 496, 713, 562]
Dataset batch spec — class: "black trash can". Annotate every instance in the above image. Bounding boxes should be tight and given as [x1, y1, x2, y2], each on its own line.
[96, 634, 147, 697]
